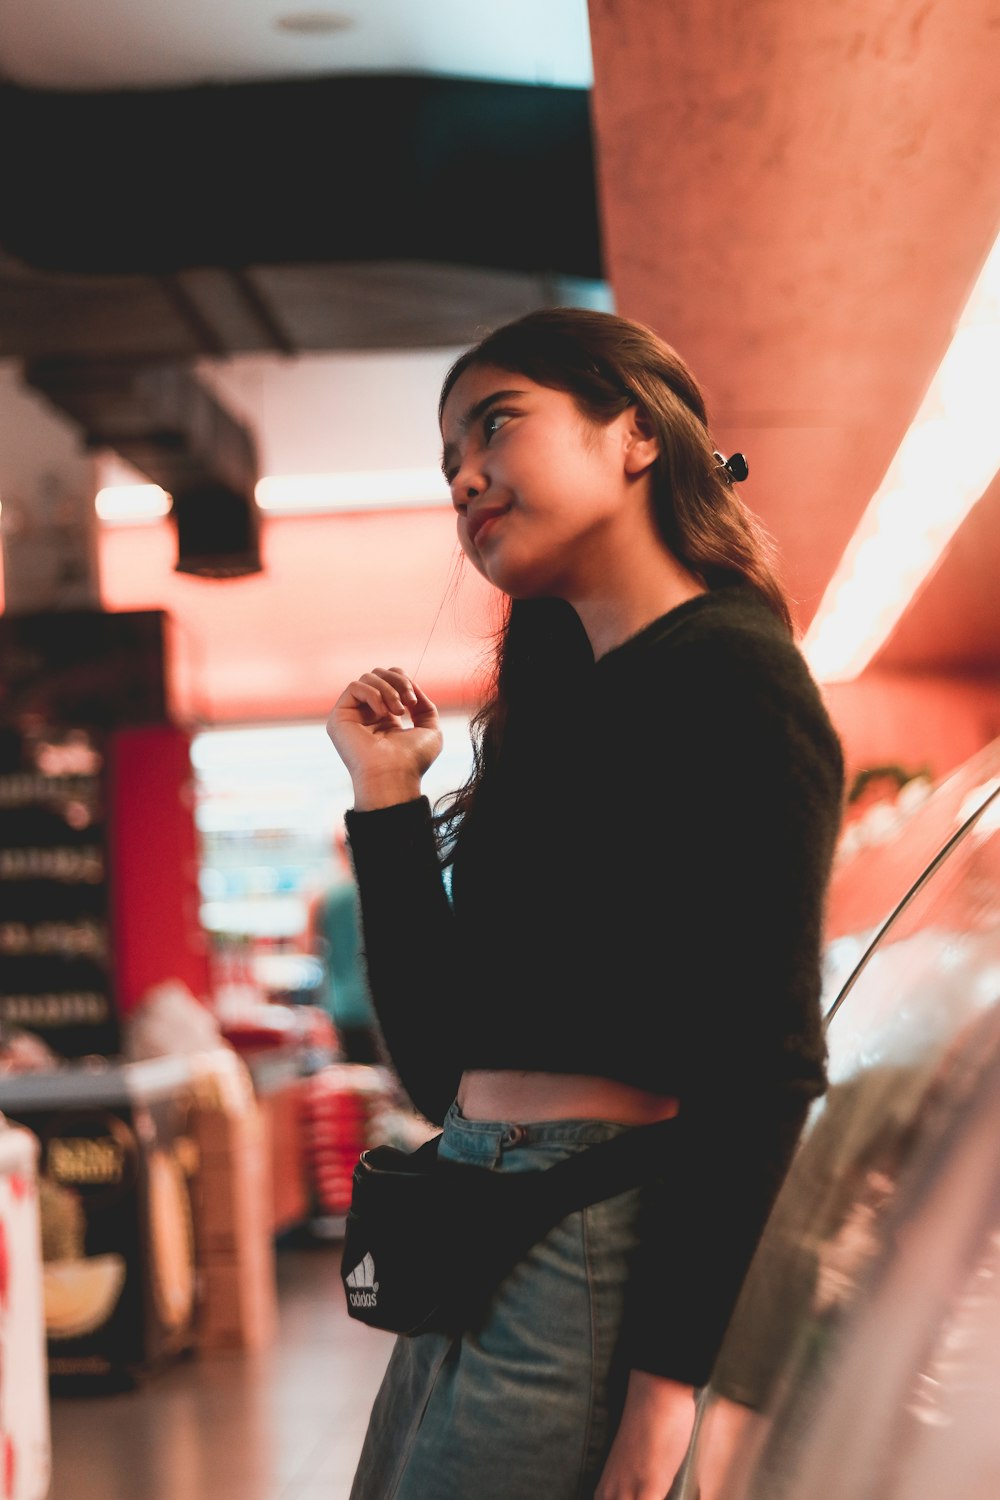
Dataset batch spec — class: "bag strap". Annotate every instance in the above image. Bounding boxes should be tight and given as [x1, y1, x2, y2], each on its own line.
[434, 1116, 683, 1258]
[361, 1116, 680, 1233]
[525, 1114, 679, 1223]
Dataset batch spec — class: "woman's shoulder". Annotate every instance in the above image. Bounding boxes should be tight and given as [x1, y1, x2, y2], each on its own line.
[636, 586, 844, 768]
[615, 585, 807, 691]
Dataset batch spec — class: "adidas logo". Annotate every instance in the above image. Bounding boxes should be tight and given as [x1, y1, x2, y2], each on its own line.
[345, 1252, 379, 1309]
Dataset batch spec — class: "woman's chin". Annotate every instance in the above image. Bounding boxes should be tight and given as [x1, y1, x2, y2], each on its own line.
[479, 555, 552, 599]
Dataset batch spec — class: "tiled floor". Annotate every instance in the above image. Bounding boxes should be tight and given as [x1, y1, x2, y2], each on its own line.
[46, 1236, 394, 1500]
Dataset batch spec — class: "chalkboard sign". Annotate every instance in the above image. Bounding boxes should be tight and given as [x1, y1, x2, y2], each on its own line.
[0, 608, 171, 1059]
[0, 730, 120, 1057]
[0, 608, 167, 730]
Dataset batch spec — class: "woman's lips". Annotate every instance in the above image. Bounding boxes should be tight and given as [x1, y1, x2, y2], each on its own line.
[468, 505, 510, 546]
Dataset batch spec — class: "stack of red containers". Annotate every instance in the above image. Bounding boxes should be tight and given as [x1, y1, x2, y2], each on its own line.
[301, 1065, 397, 1218]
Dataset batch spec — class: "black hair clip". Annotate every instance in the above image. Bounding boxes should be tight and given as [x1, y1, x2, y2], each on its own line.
[713, 451, 749, 485]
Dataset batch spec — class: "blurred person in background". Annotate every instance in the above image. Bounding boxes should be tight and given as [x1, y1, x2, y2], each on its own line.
[305, 826, 381, 1066]
[326, 307, 845, 1500]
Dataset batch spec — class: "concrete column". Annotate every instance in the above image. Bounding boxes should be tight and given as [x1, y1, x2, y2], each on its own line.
[586, 0, 1000, 625]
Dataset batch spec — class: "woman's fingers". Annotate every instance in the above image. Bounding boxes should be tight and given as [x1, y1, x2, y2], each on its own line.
[359, 667, 436, 719]
[381, 666, 419, 705]
[369, 666, 435, 711]
[356, 672, 408, 720]
[328, 681, 392, 727]
[362, 669, 412, 715]
[326, 667, 444, 795]
[326, 668, 437, 737]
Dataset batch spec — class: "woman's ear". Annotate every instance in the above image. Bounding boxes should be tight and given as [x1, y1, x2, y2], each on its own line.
[622, 404, 660, 476]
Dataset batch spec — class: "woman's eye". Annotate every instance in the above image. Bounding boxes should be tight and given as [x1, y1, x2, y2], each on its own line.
[483, 409, 511, 441]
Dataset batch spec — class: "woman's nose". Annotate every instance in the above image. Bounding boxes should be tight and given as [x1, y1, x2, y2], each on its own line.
[450, 464, 486, 506]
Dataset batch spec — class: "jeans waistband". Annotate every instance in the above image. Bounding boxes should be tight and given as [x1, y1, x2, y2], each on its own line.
[440, 1099, 633, 1168]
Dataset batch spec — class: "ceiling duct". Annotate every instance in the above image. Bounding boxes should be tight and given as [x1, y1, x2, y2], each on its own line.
[23, 356, 262, 578]
[0, 75, 602, 280]
[169, 481, 262, 580]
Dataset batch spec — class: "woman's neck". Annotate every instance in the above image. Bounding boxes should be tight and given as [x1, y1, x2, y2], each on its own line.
[573, 562, 708, 661]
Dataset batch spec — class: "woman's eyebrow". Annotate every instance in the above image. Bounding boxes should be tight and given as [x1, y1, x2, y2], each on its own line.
[441, 388, 526, 475]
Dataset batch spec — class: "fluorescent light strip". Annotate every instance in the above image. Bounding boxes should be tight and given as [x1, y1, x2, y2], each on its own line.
[94, 484, 171, 523]
[95, 467, 451, 523]
[255, 468, 450, 512]
[802, 230, 1000, 683]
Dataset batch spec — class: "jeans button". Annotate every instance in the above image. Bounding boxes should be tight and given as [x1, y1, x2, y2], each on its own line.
[503, 1124, 526, 1147]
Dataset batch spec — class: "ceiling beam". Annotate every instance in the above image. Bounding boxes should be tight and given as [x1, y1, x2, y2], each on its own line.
[0, 75, 601, 280]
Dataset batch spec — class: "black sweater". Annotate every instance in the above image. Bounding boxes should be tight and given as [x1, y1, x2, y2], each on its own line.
[344, 583, 846, 1385]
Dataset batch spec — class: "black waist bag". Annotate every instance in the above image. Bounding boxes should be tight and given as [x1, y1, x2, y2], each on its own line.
[340, 1115, 678, 1337]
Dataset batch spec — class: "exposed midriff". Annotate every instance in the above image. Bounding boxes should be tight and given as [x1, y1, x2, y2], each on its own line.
[457, 1069, 681, 1125]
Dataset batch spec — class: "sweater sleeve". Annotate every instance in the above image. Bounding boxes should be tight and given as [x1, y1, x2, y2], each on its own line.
[343, 797, 464, 1126]
[619, 631, 845, 1385]
[624, 1094, 811, 1386]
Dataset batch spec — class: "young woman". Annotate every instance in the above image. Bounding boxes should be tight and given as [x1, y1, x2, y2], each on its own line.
[326, 307, 846, 1499]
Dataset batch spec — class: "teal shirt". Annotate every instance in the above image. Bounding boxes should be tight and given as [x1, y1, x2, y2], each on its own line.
[314, 879, 375, 1029]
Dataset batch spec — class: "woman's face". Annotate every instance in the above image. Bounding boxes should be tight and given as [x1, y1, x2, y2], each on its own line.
[440, 362, 653, 599]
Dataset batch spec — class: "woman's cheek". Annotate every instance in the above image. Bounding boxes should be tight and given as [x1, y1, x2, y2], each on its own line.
[457, 527, 489, 577]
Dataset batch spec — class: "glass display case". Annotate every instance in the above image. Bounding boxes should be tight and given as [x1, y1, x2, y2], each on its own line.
[677, 735, 1000, 1500]
[0, 1056, 198, 1391]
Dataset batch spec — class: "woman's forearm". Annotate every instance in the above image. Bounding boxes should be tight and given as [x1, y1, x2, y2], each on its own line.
[596, 1371, 697, 1500]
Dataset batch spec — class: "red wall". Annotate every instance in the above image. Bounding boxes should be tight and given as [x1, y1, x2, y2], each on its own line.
[823, 670, 1000, 791]
[98, 509, 497, 725]
[106, 723, 212, 1014]
[97, 513, 1000, 804]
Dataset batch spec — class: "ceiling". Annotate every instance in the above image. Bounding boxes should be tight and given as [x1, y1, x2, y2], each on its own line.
[0, 0, 600, 346]
[0, 0, 998, 725]
[0, 0, 594, 93]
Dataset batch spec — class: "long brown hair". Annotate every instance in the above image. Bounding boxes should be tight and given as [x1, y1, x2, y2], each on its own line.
[433, 306, 794, 854]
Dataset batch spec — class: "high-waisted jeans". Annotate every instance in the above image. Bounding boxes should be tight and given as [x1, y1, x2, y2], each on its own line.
[348, 1101, 648, 1500]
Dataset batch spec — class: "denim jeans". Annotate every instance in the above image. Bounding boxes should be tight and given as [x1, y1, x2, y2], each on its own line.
[348, 1102, 647, 1500]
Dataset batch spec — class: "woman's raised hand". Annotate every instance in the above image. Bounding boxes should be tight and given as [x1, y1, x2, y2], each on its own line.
[326, 667, 443, 810]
